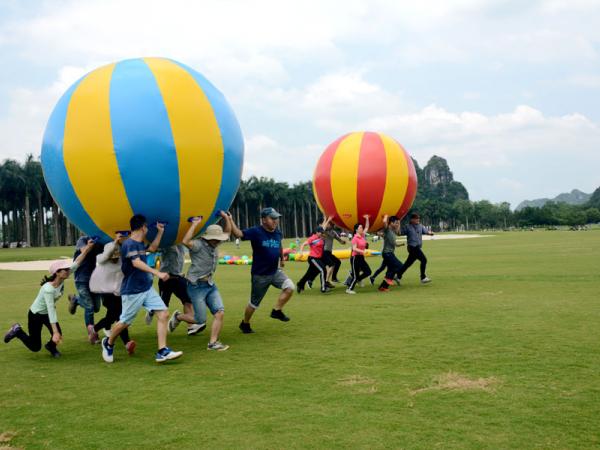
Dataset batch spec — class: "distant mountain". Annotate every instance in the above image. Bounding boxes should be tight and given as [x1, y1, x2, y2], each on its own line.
[516, 189, 591, 211]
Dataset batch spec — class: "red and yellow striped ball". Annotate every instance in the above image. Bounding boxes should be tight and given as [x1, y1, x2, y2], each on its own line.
[313, 131, 417, 232]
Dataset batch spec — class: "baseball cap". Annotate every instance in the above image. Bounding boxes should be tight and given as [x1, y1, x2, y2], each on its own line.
[49, 259, 72, 275]
[260, 207, 281, 219]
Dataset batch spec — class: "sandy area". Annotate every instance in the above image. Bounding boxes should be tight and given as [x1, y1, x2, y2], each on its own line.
[0, 234, 492, 271]
[421, 234, 492, 241]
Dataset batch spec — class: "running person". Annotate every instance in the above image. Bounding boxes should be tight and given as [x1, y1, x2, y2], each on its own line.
[100, 215, 182, 363]
[346, 215, 372, 294]
[397, 213, 434, 284]
[377, 215, 405, 292]
[89, 232, 136, 355]
[147, 243, 200, 335]
[296, 225, 330, 294]
[322, 217, 346, 284]
[68, 236, 103, 344]
[4, 240, 96, 357]
[230, 207, 294, 333]
[172, 212, 232, 351]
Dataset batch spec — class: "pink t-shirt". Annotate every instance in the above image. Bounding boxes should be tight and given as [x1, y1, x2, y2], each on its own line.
[351, 234, 367, 256]
[307, 234, 324, 259]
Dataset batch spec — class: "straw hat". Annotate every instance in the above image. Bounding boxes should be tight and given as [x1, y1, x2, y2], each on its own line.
[201, 224, 229, 241]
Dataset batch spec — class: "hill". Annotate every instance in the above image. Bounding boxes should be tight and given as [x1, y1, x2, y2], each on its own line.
[515, 189, 591, 211]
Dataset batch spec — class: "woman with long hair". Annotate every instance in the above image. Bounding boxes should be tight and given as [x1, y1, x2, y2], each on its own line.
[346, 215, 372, 295]
[4, 239, 96, 357]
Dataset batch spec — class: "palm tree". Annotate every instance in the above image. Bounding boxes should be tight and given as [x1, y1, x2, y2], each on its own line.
[0, 159, 26, 243]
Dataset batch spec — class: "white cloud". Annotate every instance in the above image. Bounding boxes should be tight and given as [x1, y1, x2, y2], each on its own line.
[567, 74, 600, 88]
[0, 64, 91, 161]
[2, 0, 600, 207]
[243, 134, 322, 182]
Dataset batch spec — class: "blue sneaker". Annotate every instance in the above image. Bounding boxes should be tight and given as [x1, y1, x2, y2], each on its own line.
[101, 337, 114, 363]
[155, 347, 183, 363]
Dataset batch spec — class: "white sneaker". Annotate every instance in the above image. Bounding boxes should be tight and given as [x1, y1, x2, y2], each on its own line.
[145, 311, 154, 325]
[168, 310, 181, 333]
[207, 341, 229, 351]
[103, 329, 112, 338]
[421, 277, 432, 284]
[155, 347, 183, 363]
[101, 337, 114, 363]
[345, 289, 356, 294]
[187, 323, 207, 336]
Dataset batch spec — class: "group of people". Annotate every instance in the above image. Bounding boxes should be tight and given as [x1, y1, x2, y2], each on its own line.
[4, 208, 295, 362]
[4, 207, 432, 363]
[296, 212, 433, 295]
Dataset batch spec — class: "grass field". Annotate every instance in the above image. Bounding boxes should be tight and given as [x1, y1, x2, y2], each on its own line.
[1, 230, 599, 449]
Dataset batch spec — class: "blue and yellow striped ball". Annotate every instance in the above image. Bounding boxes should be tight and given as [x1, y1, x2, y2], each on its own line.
[41, 57, 244, 246]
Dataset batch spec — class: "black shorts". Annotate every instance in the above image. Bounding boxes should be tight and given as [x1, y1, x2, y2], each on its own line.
[158, 274, 192, 306]
[322, 250, 339, 267]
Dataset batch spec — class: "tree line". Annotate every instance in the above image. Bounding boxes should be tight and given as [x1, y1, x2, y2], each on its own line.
[1, 156, 599, 247]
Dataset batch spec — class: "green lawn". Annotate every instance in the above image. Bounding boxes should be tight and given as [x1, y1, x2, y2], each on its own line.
[1, 231, 599, 449]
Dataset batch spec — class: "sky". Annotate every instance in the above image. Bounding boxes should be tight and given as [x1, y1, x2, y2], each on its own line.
[1, 0, 599, 208]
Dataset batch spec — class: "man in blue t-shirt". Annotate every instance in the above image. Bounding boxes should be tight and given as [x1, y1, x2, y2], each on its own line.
[100, 214, 183, 364]
[230, 207, 295, 333]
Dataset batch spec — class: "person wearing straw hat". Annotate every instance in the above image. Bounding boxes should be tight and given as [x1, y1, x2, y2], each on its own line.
[172, 211, 232, 351]
[230, 207, 295, 334]
[4, 239, 96, 358]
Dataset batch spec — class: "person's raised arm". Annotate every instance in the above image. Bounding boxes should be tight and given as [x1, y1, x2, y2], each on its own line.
[147, 222, 165, 253]
[221, 211, 233, 236]
[230, 215, 244, 239]
[382, 214, 389, 229]
[97, 238, 118, 264]
[182, 217, 202, 250]
[321, 215, 333, 228]
[73, 239, 95, 268]
[363, 214, 370, 235]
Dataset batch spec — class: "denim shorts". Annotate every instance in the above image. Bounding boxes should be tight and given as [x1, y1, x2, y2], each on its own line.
[120, 288, 167, 325]
[187, 280, 224, 325]
[250, 270, 294, 308]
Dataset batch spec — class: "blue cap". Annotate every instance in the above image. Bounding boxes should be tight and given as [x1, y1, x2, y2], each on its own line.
[261, 207, 281, 219]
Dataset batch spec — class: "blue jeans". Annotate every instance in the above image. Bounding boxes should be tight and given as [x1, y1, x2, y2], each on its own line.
[187, 281, 224, 325]
[75, 281, 102, 326]
[382, 252, 403, 280]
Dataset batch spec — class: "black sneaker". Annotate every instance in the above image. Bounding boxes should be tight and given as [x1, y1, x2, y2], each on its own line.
[270, 309, 290, 322]
[326, 282, 335, 289]
[296, 284, 304, 294]
[369, 277, 375, 286]
[4, 323, 21, 343]
[68, 295, 77, 315]
[307, 281, 313, 290]
[239, 321, 254, 334]
[44, 342, 61, 358]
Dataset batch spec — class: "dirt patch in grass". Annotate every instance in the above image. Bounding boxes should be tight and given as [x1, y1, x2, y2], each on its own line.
[410, 372, 500, 396]
[0, 432, 21, 450]
[337, 375, 378, 394]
